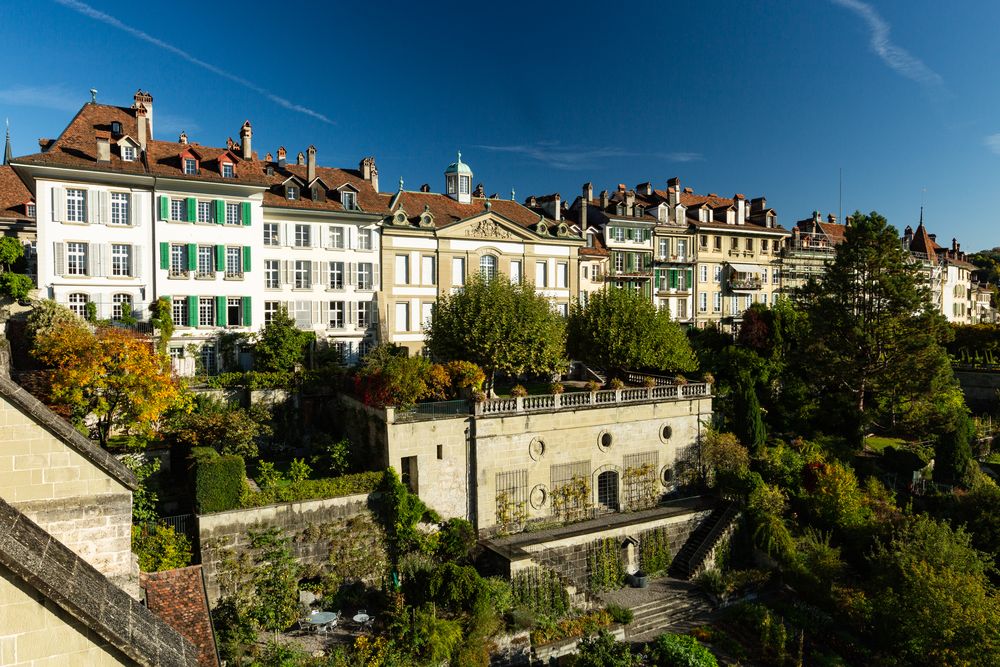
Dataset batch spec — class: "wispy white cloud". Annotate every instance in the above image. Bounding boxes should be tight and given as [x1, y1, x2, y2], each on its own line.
[155, 113, 200, 137]
[984, 133, 1000, 155]
[830, 0, 945, 91]
[475, 142, 703, 170]
[0, 84, 82, 112]
[54, 0, 333, 124]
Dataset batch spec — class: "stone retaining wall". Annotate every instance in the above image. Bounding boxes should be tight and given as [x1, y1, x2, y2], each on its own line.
[197, 493, 372, 604]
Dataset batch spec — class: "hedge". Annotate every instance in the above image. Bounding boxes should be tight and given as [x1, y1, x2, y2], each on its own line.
[190, 447, 246, 513]
[240, 470, 384, 509]
[204, 371, 294, 390]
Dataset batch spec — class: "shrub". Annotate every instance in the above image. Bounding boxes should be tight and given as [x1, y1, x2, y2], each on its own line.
[696, 568, 726, 597]
[529, 609, 613, 646]
[606, 603, 634, 625]
[649, 633, 718, 667]
[190, 448, 246, 513]
[255, 461, 282, 490]
[586, 380, 601, 392]
[549, 381, 565, 394]
[643, 376, 657, 388]
[436, 518, 477, 562]
[0, 273, 32, 300]
[132, 523, 192, 572]
[639, 526, 672, 576]
[511, 567, 570, 618]
[610, 378, 625, 390]
[445, 360, 486, 392]
[587, 538, 625, 591]
[510, 384, 529, 398]
[288, 458, 311, 483]
[240, 470, 384, 509]
[204, 370, 294, 390]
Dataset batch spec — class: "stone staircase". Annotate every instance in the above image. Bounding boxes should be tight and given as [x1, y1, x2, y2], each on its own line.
[668, 501, 740, 579]
[624, 582, 714, 640]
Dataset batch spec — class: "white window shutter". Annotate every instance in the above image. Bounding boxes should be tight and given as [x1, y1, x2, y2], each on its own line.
[132, 245, 142, 279]
[53, 242, 66, 275]
[320, 301, 329, 327]
[311, 301, 321, 325]
[281, 223, 290, 247]
[128, 193, 137, 226]
[87, 244, 100, 277]
[312, 261, 320, 287]
[52, 188, 65, 223]
[372, 263, 379, 288]
[348, 301, 355, 324]
[347, 262, 356, 286]
[310, 226, 319, 248]
[97, 190, 110, 225]
[282, 260, 291, 285]
[86, 191, 97, 225]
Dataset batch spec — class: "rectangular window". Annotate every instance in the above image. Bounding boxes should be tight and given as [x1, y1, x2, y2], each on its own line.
[197, 200, 213, 223]
[535, 261, 547, 287]
[122, 145, 135, 162]
[226, 298, 241, 326]
[452, 257, 465, 286]
[700, 265, 708, 283]
[341, 191, 357, 210]
[170, 244, 188, 277]
[421, 302, 433, 327]
[66, 189, 87, 223]
[762, 293, 769, 306]
[222, 163, 234, 178]
[677, 270, 687, 290]
[197, 246, 214, 278]
[287, 186, 299, 201]
[421, 255, 436, 285]
[395, 302, 410, 332]
[67, 242, 87, 275]
[263, 223, 279, 246]
[201, 346, 217, 375]
[357, 262, 374, 290]
[713, 292, 722, 312]
[184, 158, 197, 175]
[26, 203, 35, 218]
[358, 302, 374, 328]
[731, 237, 739, 249]
[173, 298, 188, 326]
[358, 229, 373, 250]
[171, 198, 185, 222]
[264, 301, 279, 324]
[772, 267, 780, 284]
[677, 239, 687, 258]
[199, 297, 214, 326]
[226, 247, 243, 278]
[612, 227, 625, 242]
[762, 239, 769, 252]
[329, 301, 345, 328]
[556, 303, 568, 317]
[110, 192, 130, 225]
[111, 244, 131, 277]
[761, 270, 768, 284]
[700, 234, 708, 248]
[294, 224, 311, 247]
[658, 239, 669, 258]
[395, 255, 410, 284]
[329, 226, 344, 249]
[745, 238, 754, 251]
[678, 298, 688, 319]
[328, 261, 344, 289]
[713, 236, 721, 250]
[556, 262, 568, 288]
[225, 203, 240, 226]
[714, 265, 722, 283]
[294, 260, 311, 289]
[265, 260, 279, 288]
[510, 260, 522, 284]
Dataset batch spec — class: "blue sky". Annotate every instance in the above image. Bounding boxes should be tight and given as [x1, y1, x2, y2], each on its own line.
[3, 0, 999, 250]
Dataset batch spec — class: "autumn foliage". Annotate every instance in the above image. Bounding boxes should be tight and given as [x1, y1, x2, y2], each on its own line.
[32, 322, 185, 447]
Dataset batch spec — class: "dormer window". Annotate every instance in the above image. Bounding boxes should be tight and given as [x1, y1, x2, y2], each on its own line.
[111, 121, 122, 135]
[636, 206, 644, 218]
[394, 211, 408, 225]
[221, 163, 234, 178]
[286, 185, 299, 200]
[447, 176, 457, 195]
[311, 187, 320, 202]
[184, 158, 198, 175]
[617, 204, 625, 215]
[26, 203, 35, 218]
[266, 165, 274, 176]
[121, 145, 135, 162]
[341, 191, 357, 210]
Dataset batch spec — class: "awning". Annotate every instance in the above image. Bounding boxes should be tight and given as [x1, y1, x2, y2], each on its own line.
[728, 262, 763, 273]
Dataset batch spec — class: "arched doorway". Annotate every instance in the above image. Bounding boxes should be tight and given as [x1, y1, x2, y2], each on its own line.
[597, 470, 620, 511]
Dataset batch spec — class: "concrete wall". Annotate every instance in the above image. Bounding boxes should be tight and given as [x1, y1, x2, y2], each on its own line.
[0, 565, 135, 667]
[955, 369, 1000, 412]
[197, 493, 372, 604]
[0, 394, 135, 592]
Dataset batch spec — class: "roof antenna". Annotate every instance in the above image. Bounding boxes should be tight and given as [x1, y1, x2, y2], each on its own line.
[89, 88, 98, 104]
[838, 167, 842, 223]
[4, 119, 11, 166]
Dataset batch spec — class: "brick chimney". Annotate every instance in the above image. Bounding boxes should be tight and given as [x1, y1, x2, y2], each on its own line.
[600, 190, 609, 210]
[827, 213, 837, 224]
[360, 157, 379, 191]
[307, 145, 316, 183]
[240, 121, 252, 160]
[133, 90, 153, 139]
[96, 131, 110, 162]
[667, 177, 681, 206]
[296, 151, 305, 166]
[277, 147, 286, 168]
[625, 190, 636, 215]
[264, 152, 272, 162]
[133, 103, 148, 151]
[636, 182, 652, 196]
[420, 183, 430, 192]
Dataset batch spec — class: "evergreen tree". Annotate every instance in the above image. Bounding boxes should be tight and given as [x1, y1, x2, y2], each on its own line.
[733, 374, 767, 454]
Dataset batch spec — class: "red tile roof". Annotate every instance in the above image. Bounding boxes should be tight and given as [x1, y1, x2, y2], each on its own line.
[909, 222, 937, 262]
[142, 566, 219, 667]
[263, 163, 385, 214]
[0, 166, 32, 219]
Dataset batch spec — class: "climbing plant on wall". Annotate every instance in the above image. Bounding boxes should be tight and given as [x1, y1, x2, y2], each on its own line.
[511, 567, 570, 618]
[587, 538, 625, 592]
[639, 527, 672, 576]
[551, 475, 592, 522]
[496, 489, 527, 532]
[622, 462, 658, 512]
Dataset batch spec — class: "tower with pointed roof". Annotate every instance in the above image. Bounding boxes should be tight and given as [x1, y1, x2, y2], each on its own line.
[444, 151, 473, 204]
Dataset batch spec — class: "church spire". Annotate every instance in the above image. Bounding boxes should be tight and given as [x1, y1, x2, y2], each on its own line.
[3, 119, 11, 166]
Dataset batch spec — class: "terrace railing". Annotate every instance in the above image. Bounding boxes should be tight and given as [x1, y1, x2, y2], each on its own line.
[474, 382, 711, 417]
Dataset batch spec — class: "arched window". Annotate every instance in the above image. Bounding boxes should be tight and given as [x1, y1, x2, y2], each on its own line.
[597, 471, 620, 511]
[112, 293, 132, 320]
[480, 255, 497, 281]
[68, 293, 88, 318]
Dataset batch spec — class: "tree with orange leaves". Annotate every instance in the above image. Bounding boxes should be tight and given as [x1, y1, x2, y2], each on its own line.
[32, 321, 185, 447]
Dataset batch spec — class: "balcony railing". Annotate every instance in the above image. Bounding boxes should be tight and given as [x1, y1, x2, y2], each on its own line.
[475, 382, 711, 417]
[656, 285, 692, 296]
[610, 268, 653, 278]
[729, 278, 762, 290]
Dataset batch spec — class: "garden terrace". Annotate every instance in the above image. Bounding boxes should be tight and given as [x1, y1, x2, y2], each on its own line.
[474, 382, 711, 417]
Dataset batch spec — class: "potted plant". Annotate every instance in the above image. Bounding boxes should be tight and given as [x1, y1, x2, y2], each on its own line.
[631, 571, 648, 588]
[472, 390, 487, 403]
[585, 380, 601, 393]
[675, 375, 689, 386]
[510, 384, 529, 398]
[610, 378, 625, 390]
[701, 372, 715, 385]
[643, 376, 657, 388]
[549, 382, 565, 394]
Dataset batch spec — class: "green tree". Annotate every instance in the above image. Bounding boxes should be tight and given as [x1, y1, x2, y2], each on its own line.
[0, 273, 31, 300]
[355, 344, 435, 408]
[935, 411, 975, 486]
[26, 299, 81, 345]
[425, 273, 567, 394]
[149, 297, 174, 356]
[167, 399, 270, 458]
[575, 631, 638, 667]
[247, 529, 300, 633]
[252, 306, 313, 373]
[567, 287, 697, 379]
[732, 375, 766, 454]
[0, 236, 24, 270]
[800, 211, 960, 447]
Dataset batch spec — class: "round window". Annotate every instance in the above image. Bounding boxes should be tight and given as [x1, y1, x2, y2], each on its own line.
[529, 437, 546, 461]
[660, 424, 673, 443]
[598, 431, 613, 451]
[660, 465, 674, 487]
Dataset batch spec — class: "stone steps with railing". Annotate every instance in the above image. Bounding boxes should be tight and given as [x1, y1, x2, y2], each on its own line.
[668, 502, 740, 580]
[626, 586, 714, 639]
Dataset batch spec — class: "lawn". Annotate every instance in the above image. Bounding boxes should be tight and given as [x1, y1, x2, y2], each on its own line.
[864, 436, 907, 454]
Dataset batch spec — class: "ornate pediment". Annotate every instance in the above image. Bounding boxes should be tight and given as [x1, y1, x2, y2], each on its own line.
[464, 218, 514, 240]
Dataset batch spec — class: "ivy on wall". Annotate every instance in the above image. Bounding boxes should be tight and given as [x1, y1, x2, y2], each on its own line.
[511, 566, 570, 618]
[587, 537, 625, 592]
[639, 526, 672, 576]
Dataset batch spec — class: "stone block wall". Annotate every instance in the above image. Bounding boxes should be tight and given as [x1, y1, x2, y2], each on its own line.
[197, 493, 373, 604]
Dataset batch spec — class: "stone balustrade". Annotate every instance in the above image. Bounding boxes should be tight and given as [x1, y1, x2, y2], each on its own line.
[474, 382, 711, 417]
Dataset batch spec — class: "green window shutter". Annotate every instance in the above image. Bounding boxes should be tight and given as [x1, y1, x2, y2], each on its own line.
[687, 269, 693, 287]
[187, 296, 198, 326]
[626, 228, 634, 241]
[159, 242, 169, 270]
[242, 246, 251, 272]
[214, 199, 225, 224]
[241, 201, 251, 226]
[216, 296, 226, 327]
[159, 196, 169, 220]
[215, 245, 225, 271]
[670, 269, 677, 289]
[186, 244, 197, 271]
[186, 198, 196, 222]
[242, 296, 252, 327]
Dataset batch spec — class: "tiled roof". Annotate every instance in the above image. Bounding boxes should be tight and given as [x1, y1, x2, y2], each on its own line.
[815, 222, 847, 244]
[262, 164, 385, 214]
[909, 222, 937, 262]
[142, 566, 220, 667]
[384, 190, 580, 239]
[146, 141, 267, 185]
[689, 216, 789, 234]
[0, 165, 32, 218]
[0, 498, 198, 667]
[579, 231, 610, 257]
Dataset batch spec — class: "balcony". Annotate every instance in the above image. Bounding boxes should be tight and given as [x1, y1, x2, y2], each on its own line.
[728, 277, 762, 291]
[610, 268, 653, 279]
[656, 285, 692, 296]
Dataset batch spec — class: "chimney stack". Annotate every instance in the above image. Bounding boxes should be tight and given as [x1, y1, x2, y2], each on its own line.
[133, 103, 148, 151]
[667, 177, 681, 206]
[750, 196, 766, 213]
[179, 131, 188, 145]
[277, 146, 287, 168]
[240, 121, 252, 160]
[474, 183, 485, 198]
[296, 151, 305, 166]
[527, 195, 537, 207]
[581, 182, 592, 232]
[636, 182, 652, 196]
[734, 193, 746, 223]
[264, 152, 272, 162]
[827, 213, 837, 224]
[952, 237, 958, 252]
[307, 145, 316, 183]
[553, 194, 561, 221]
[133, 90, 153, 139]
[600, 190, 609, 210]
[96, 131, 110, 162]
[360, 157, 378, 191]
[420, 184, 430, 192]
[625, 190, 636, 215]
